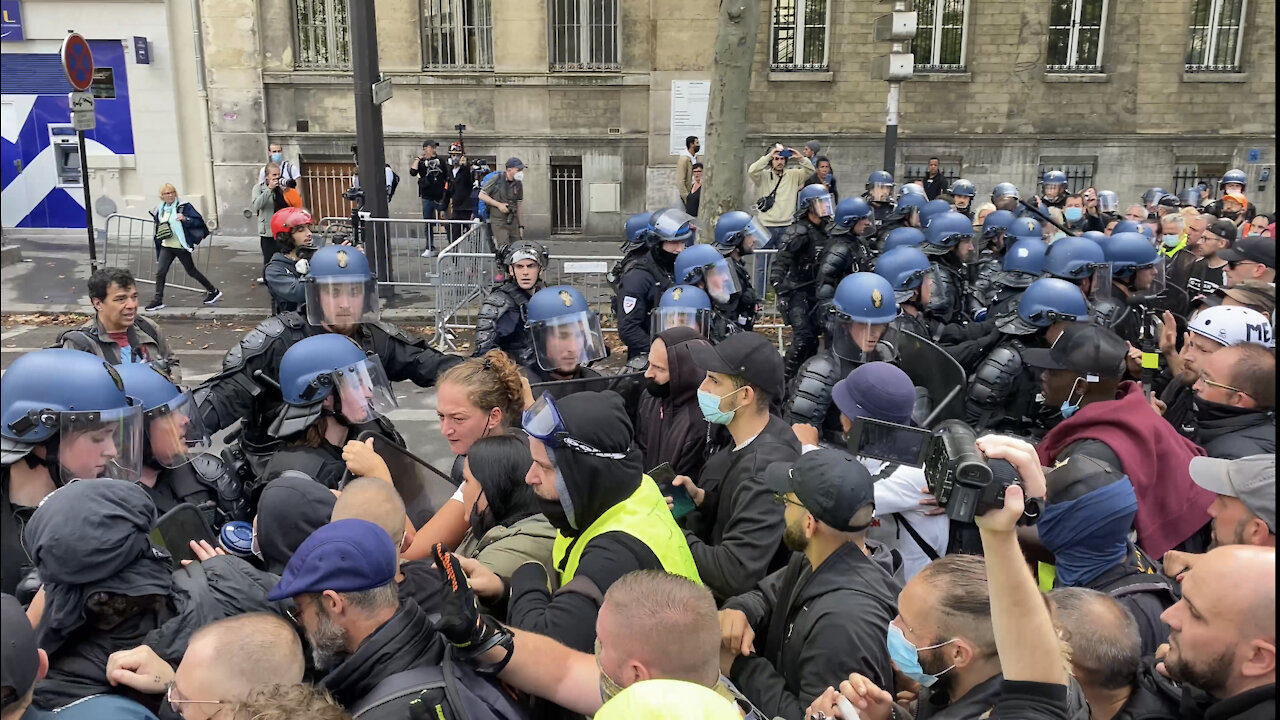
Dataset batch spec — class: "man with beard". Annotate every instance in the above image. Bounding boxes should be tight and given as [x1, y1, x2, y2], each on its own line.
[634, 327, 713, 479]
[1156, 306, 1271, 435]
[266, 519, 444, 715]
[1163, 454, 1275, 578]
[474, 241, 548, 367]
[1158, 545, 1275, 719]
[717, 450, 899, 719]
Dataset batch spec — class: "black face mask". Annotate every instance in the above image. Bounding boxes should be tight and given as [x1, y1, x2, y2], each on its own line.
[645, 377, 671, 398]
[1219, 210, 1240, 221]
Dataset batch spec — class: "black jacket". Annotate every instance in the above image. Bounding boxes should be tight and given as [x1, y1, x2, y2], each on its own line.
[1179, 682, 1276, 720]
[616, 247, 677, 358]
[725, 542, 900, 719]
[681, 414, 800, 602]
[1192, 401, 1276, 460]
[635, 328, 712, 479]
[409, 156, 448, 202]
[1114, 658, 1181, 719]
[770, 216, 828, 299]
[320, 600, 445, 712]
[1084, 546, 1178, 657]
[922, 173, 946, 200]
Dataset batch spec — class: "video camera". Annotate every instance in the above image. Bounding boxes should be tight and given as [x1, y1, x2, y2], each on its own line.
[846, 418, 1021, 523]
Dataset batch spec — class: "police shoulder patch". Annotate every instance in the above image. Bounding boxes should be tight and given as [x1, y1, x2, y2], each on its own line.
[623, 296, 638, 314]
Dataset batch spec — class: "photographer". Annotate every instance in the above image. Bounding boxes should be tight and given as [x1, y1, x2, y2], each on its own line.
[748, 144, 815, 247]
[447, 145, 477, 244]
[480, 158, 526, 250]
[807, 436, 1067, 720]
[410, 140, 448, 257]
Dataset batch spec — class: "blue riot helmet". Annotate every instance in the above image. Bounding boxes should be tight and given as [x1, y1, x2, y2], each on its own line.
[1044, 235, 1106, 282]
[950, 179, 977, 210]
[649, 208, 698, 247]
[1141, 188, 1169, 210]
[1041, 170, 1069, 200]
[866, 170, 895, 203]
[527, 286, 608, 373]
[919, 199, 953, 228]
[651, 285, 713, 337]
[1134, 224, 1155, 240]
[834, 197, 874, 231]
[898, 182, 926, 200]
[874, 246, 936, 305]
[923, 211, 976, 258]
[992, 182, 1021, 212]
[889, 193, 927, 224]
[996, 278, 1091, 336]
[622, 211, 654, 252]
[114, 363, 210, 469]
[1178, 187, 1203, 209]
[1219, 168, 1247, 192]
[883, 227, 927, 252]
[796, 184, 835, 219]
[712, 211, 770, 255]
[1096, 231, 1166, 298]
[830, 272, 898, 362]
[981, 209, 1017, 250]
[675, 243, 738, 304]
[1111, 220, 1142, 235]
[1007, 217, 1045, 243]
[1081, 230, 1108, 245]
[995, 237, 1048, 288]
[1096, 190, 1120, 214]
[271, 334, 397, 438]
[304, 245, 380, 328]
[1, 348, 143, 484]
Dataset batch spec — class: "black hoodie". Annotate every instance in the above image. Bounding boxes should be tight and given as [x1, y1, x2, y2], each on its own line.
[1191, 399, 1276, 460]
[507, 391, 666, 652]
[320, 599, 445, 712]
[635, 327, 713, 478]
[256, 473, 337, 574]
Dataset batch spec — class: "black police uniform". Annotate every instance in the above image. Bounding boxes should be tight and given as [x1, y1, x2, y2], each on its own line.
[864, 194, 894, 228]
[144, 453, 251, 531]
[964, 333, 1054, 437]
[615, 247, 677, 359]
[771, 215, 829, 377]
[815, 231, 872, 310]
[474, 278, 541, 367]
[928, 254, 970, 326]
[786, 343, 896, 445]
[719, 257, 758, 332]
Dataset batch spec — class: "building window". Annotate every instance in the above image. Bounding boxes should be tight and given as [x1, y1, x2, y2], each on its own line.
[1186, 0, 1246, 72]
[770, 0, 830, 71]
[912, 0, 968, 71]
[904, 160, 961, 188]
[1173, 162, 1228, 195]
[295, 0, 351, 70]
[1037, 161, 1096, 193]
[1047, 0, 1107, 72]
[550, 162, 583, 234]
[423, 0, 494, 69]
[90, 68, 116, 99]
[549, 0, 620, 71]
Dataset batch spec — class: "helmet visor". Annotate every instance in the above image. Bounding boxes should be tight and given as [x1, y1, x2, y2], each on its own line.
[738, 218, 772, 250]
[1096, 191, 1119, 214]
[651, 307, 712, 338]
[700, 258, 739, 304]
[652, 209, 697, 245]
[305, 277, 381, 327]
[144, 391, 211, 468]
[869, 183, 894, 202]
[58, 404, 144, 484]
[808, 191, 835, 219]
[831, 318, 892, 363]
[331, 357, 398, 425]
[530, 311, 607, 372]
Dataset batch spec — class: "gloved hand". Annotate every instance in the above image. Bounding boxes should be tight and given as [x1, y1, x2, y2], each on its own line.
[624, 354, 649, 373]
[432, 543, 498, 650]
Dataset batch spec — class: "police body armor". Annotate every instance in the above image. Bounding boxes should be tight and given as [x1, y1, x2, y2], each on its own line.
[610, 248, 675, 317]
[158, 453, 252, 531]
[965, 337, 1043, 435]
[773, 217, 827, 300]
[815, 234, 871, 308]
[867, 199, 894, 228]
[724, 257, 758, 331]
[474, 279, 538, 367]
[786, 343, 896, 445]
[968, 254, 1001, 315]
[928, 261, 967, 325]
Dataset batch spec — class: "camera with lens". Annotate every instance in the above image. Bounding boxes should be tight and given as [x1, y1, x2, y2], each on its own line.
[845, 418, 1022, 524]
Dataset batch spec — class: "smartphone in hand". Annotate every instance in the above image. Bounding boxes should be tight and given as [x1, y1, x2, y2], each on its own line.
[649, 462, 695, 519]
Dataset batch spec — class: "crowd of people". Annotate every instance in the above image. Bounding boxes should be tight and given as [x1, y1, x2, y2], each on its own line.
[0, 155, 1275, 720]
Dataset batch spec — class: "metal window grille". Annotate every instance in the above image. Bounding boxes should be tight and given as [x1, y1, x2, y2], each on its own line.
[295, 0, 351, 70]
[1037, 162, 1095, 193]
[1186, 0, 1246, 71]
[770, 0, 831, 71]
[1047, 0, 1107, 71]
[904, 161, 961, 188]
[423, 0, 494, 69]
[550, 163, 583, 234]
[1173, 163, 1229, 194]
[549, 0, 620, 71]
[912, 0, 968, 71]
[300, 161, 360, 223]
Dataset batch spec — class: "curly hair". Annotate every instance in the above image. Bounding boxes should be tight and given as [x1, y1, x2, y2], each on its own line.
[439, 350, 525, 428]
[229, 684, 350, 720]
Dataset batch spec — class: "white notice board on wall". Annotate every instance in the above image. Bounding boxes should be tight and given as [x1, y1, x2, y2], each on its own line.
[670, 80, 710, 156]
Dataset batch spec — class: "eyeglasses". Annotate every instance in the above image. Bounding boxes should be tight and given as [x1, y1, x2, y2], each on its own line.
[772, 492, 806, 509]
[1197, 372, 1250, 397]
[1227, 260, 1259, 270]
[167, 683, 226, 716]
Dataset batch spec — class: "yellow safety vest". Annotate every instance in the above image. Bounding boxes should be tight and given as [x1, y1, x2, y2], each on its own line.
[553, 475, 702, 585]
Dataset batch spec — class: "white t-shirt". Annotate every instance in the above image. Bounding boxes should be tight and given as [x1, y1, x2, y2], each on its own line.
[861, 459, 949, 582]
[259, 159, 302, 184]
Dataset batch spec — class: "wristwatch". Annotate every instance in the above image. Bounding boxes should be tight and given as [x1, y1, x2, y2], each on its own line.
[1018, 496, 1045, 526]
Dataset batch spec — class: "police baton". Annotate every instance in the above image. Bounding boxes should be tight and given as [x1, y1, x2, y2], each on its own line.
[1017, 199, 1079, 237]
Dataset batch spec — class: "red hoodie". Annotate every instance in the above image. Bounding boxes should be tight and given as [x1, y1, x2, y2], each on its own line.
[1037, 381, 1212, 557]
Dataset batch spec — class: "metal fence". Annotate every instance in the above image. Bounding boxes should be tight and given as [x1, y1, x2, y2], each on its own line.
[550, 164, 583, 234]
[1037, 162, 1095, 192]
[314, 216, 487, 293]
[101, 213, 214, 295]
[1172, 163, 1228, 195]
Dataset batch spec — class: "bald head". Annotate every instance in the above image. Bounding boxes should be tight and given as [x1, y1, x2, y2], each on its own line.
[331, 477, 407, 547]
[1201, 545, 1276, 634]
[179, 613, 304, 701]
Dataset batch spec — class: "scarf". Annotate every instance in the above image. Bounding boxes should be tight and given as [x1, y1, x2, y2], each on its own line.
[1039, 478, 1139, 587]
[157, 201, 190, 250]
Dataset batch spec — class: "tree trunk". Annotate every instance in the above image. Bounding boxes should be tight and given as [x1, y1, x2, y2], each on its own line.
[698, 0, 763, 236]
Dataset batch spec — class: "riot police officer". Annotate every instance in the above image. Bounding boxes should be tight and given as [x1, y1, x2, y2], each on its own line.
[674, 243, 741, 339]
[652, 285, 715, 339]
[920, 211, 977, 325]
[970, 209, 1017, 305]
[966, 277, 1090, 436]
[1096, 190, 1121, 225]
[1205, 168, 1257, 220]
[992, 182, 1022, 214]
[615, 209, 693, 366]
[950, 179, 977, 219]
[114, 363, 248, 531]
[918, 199, 953, 230]
[264, 207, 315, 315]
[1037, 170, 1069, 212]
[196, 244, 460, 483]
[1091, 231, 1168, 345]
[261, 333, 402, 491]
[475, 240, 549, 368]
[772, 184, 835, 377]
[863, 170, 896, 226]
[1044, 234, 1106, 298]
[1, 349, 143, 596]
[974, 224, 1048, 319]
[874, 246, 936, 339]
[874, 193, 927, 247]
[787, 272, 898, 443]
[882, 227, 927, 253]
[817, 198, 875, 307]
[711, 211, 771, 331]
[527, 285, 608, 384]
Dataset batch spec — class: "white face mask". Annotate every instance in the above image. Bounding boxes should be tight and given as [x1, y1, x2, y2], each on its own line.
[514, 171, 525, 182]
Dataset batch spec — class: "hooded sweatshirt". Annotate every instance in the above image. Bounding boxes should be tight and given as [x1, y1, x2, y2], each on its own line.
[635, 327, 713, 478]
[1037, 381, 1211, 557]
[256, 472, 338, 574]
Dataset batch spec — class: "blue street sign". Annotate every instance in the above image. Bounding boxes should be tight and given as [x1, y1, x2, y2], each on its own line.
[133, 36, 150, 64]
[1, 1, 23, 42]
[1248, 149, 1261, 163]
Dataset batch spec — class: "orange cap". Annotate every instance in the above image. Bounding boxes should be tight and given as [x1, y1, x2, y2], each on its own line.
[1224, 191, 1248, 205]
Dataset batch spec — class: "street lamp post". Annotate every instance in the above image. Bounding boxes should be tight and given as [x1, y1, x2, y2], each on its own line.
[872, 1, 917, 176]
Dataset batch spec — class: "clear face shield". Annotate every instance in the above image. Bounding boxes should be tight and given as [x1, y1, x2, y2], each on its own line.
[808, 191, 835, 219]
[531, 311, 608, 373]
[1042, 182, 1066, 201]
[305, 277, 381, 328]
[329, 356, 398, 425]
[1096, 191, 1119, 214]
[58, 404, 144, 484]
[144, 391, 211, 468]
[737, 218, 771, 254]
[651, 209, 697, 246]
[832, 317, 892, 362]
[698, 258, 739, 304]
[651, 306, 712, 338]
[869, 183, 894, 203]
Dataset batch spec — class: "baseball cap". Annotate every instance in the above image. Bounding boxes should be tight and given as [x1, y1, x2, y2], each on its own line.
[1223, 191, 1248, 206]
[1, 593, 39, 710]
[422, 140, 439, 148]
[765, 450, 875, 532]
[1214, 281, 1276, 314]
[832, 362, 916, 425]
[506, 157, 525, 170]
[688, 332, 785, 399]
[1189, 454, 1275, 533]
[1218, 235, 1276, 268]
[1023, 324, 1127, 378]
[1207, 218, 1239, 243]
[267, 518, 398, 601]
[1187, 305, 1275, 349]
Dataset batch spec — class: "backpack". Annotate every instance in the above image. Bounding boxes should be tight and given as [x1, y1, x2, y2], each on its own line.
[348, 649, 528, 720]
[387, 165, 401, 202]
[476, 171, 500, 221]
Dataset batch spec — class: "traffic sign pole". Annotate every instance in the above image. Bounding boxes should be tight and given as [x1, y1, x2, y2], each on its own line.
[78, 129, 97, 271]
[62, 32, 98, 270]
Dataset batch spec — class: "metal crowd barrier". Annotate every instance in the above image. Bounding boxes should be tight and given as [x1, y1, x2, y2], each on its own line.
[102, 213, 215, 295]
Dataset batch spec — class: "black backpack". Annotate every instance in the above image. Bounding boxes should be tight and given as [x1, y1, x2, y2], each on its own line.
[349, 649, 528, 720]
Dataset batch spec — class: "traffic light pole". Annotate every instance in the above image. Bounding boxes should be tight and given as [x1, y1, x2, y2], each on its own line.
[873, 2, 916, 179]
[348, 0, 392, 289]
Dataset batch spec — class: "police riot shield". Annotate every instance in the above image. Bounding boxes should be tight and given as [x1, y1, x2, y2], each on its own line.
[348, 431, 456, 528]
[881, 328, 967, 428]
[530, 371, 647, 429]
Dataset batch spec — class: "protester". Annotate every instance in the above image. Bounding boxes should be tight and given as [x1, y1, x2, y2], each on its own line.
[748, 145, 815, 247]
[921, 157, 945, 200]
[1188, 342, 1275, 458]
[58, 268, 178, 375]
[146, 184, 220, 311]
[328, 476, 435, 610]
[1163, 454, 1275, 578]
[228, 684, 351, 720]
[1159, 212, 1198, 291]
[1216, 281, 1277, 319]
[254, 472, 338, 574]
[1221, 235, 1276, 287]
[1186, 218, 1236, 298]
[634, 327, 713, 479]
[262, 208, 313, 315]
[806, 156, 839, 202]
[409, 140, 447, 257]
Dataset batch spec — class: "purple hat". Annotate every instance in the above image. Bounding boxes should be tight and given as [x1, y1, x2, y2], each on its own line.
[267, 519, 397, 601]
[832, 362, 916, 425]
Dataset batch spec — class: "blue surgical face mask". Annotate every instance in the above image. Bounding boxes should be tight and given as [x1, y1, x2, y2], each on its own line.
[1064, 207, 1084, 222]
[697, 386, 745, 425]
[1060, 376, 1086, 419]
[270, 152, 283, 163]
[886, 622, 956, 688]
[1162, 234, 1181, 248]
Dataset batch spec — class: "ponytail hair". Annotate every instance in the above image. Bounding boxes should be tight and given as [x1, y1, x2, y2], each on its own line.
[439, 350, 524, 430]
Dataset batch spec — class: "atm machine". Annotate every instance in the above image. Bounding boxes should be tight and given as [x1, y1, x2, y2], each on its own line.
[49, 125, 82, 187]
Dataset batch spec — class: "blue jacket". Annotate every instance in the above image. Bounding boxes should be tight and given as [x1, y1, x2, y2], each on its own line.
[150, 200, 209, 253]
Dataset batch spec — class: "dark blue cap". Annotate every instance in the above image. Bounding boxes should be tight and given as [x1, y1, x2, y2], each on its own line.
[832, 361, 916, 425]
[267, 518, 397, 601]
